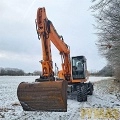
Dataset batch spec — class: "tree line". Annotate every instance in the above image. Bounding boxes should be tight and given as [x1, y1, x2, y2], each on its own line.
[0, 68, 41, 76]
[0, 68, 25, 76]
[92, 0, 120, 81]
[90, 64, 113, 77]
[0, 66, 113, 76]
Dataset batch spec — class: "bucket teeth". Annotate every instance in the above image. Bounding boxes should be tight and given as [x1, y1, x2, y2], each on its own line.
[17, 80, 68, 112]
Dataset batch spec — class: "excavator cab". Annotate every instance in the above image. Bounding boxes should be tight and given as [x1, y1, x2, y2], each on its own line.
[72, 56, 87, 79]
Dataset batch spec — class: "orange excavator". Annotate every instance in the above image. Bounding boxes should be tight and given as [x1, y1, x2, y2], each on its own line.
[17, 7, 93, 112]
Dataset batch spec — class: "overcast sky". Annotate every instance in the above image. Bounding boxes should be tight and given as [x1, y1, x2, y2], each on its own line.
[0, 0, 107, 72]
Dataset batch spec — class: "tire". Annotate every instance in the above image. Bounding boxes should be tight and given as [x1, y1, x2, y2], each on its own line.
[77, 85, 83, 102]
[77, 84, 88, 102]
[82, 84, 88, 101]
[87, 82, 93, 95]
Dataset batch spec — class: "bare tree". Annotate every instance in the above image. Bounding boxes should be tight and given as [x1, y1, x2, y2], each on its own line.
[92, 0, 120, 81]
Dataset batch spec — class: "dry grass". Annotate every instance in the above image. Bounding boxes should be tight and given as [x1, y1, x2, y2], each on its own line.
[95, 78, 120, 101]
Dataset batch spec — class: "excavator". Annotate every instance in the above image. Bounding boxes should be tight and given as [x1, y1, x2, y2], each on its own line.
[17, 7, 93, 112]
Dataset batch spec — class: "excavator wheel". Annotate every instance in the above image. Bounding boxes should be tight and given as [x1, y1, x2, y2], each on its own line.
[76, 84, 88, 102]
[76, 85, 83, 102]
[17, 80, 68, 112]
[87, 82, 93, 95]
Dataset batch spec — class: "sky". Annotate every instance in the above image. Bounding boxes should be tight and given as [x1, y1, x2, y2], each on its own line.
[0, 0, 107, 72]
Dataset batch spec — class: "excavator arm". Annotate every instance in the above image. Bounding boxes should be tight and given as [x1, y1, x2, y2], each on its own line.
[35, 8, 53, 79]
[36, 8, 71, 81]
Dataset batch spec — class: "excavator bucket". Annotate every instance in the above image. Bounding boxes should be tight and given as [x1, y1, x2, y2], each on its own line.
[17, 80, 68, 112]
